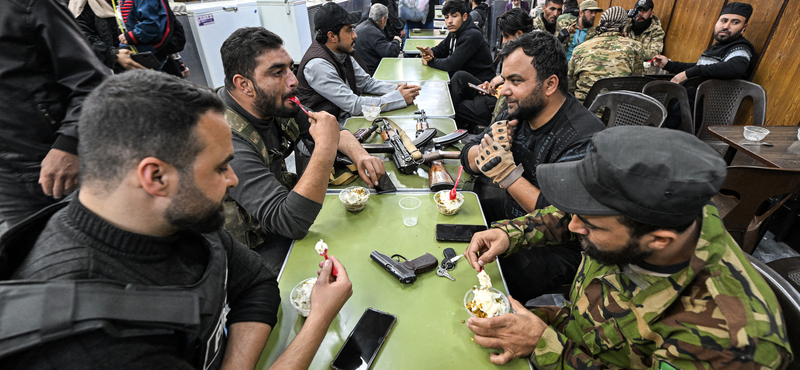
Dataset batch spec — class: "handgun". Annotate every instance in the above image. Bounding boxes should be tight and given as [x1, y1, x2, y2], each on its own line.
[370, 251, 438, 284]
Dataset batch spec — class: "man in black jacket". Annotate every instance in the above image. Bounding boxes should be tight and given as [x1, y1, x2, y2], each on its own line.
[418, 0, 494, 82]
[0, 0, 108, 228]
[355, 3, 402, 75]
[652, 2, 756, 84]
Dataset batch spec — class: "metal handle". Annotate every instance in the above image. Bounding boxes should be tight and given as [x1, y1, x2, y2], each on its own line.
[222, 6, 238, 12]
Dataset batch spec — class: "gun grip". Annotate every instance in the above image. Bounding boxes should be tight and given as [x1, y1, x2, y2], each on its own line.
[402, 253, 438, 275]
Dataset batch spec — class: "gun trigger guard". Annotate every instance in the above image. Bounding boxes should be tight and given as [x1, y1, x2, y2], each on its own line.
[391, 254, 408, 262]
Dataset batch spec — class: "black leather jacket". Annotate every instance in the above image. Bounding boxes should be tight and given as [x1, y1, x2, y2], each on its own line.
[0, 0, 108, 170]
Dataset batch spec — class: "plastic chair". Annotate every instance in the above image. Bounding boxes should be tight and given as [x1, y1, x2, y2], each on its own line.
[642, 80, 694, 135]
[746, 254, 800, 370]
[712, 166, 800, 254]
[694, 79, 767, 141]
[582, 76, 655, 108]
[587, 91, 667, 128]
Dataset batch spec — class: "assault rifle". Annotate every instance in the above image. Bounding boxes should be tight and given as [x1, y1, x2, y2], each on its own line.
[415, 111, 468, 191]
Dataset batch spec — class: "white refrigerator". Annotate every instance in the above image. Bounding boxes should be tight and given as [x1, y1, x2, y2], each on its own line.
[186, 1, 262, 88]
[256, 0, 312, 62]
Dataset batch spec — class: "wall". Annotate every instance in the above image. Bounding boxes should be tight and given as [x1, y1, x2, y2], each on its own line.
[585, 0, 799, 126]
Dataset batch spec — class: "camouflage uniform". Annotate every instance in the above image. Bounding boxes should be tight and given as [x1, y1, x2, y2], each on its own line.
[624, 15, 665, 61]
[568, 32, 644, 103]
[492, 205, 793, 370]
[555, 14, 597, 56]
[532, 13, 554, 34]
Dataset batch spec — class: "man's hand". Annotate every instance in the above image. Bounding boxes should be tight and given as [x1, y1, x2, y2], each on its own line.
[652, 55, 669, 68]
[118, 34, 128, 45]
[39, 148, 79, 199]
[475, 135, 517, 184]
[671, 71, 688, 84]
[312, 256, 353, 323]
[467, 296, 547, 364]
[477, 81, 495, 96]
[417, 46, 434, 63]
[490, 120, 515, 150]
[398, 83, 422, 105]
[393, 36, 403, 43]
[116, 49, 145, 70]
[307, 111, 340, 150]
[355, 155, 386, 187]
[400, 29, 406, 39]
[464, 228, 511, 271]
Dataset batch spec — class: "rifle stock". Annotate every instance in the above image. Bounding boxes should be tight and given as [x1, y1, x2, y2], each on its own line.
[428, 159, 455, 192]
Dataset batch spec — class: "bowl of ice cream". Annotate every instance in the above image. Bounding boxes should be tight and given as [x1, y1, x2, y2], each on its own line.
[464, 286, 510, 318]
[339, 186, 370, 212]
[361, 105, 381, 122]
[290, 277, 317, 317]
[434, 190, 464, 216]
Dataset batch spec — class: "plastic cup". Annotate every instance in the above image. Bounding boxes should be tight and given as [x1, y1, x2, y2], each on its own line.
[290, 277, 317, 317]
[464, 287, 511, 318]
[399, 197, 421, 227]
[434, 190, 464, 216]
[743, 126, 769, 142]
[361, 105, 381, 122]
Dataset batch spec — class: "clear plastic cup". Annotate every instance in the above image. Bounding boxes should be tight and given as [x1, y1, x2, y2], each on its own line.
[399, 197, 421, 227]
[464, 287, 510, 318]
[290, 277, 317, 317]
[361, 105, 381, 122]
[743, 126, 769, 142]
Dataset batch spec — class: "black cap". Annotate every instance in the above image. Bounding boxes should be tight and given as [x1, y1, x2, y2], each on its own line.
[720, 2, 753, 22]
[563, 0, 579, 14]
[314, 2, 361, 34]
[537, 126, 727, 227]
[634, 0, 654, 11]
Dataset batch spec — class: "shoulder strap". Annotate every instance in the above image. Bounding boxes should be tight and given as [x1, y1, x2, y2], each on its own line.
[224, 107, 270, 167]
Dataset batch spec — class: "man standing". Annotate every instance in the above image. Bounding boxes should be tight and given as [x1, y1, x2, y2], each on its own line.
[532, 0, 563, 34]
[0, 0, 108, 228]
[459, 31, 605, 302]
[417, 0, 494, 82]
[297, 2, 420, 120]
[355, 3, 402, 75]
[1, 70, 353, 370]
[505, 0, 530, 13]
[220, 27, 385, 272]
[464, 126, 792, 369]
[624, 0, 665, 61]
[556, 0, 602, 61]
[652, 2, 755, 84]
[568, 6, 644, 104]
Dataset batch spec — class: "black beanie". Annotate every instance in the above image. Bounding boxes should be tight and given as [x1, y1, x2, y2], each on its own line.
[720, 2, 753, 22]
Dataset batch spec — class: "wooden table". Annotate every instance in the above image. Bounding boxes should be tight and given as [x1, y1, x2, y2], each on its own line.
[707, 126, 800, 169]
[255, 192, 531, 370]
[373, 58, 450, 83]
[335, 117, 469, 190]
[407, 28, 447, 39]
[403, 38, 442, 55]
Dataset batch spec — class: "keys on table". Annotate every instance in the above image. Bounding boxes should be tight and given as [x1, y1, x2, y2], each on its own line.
[436, 248, 463, 281]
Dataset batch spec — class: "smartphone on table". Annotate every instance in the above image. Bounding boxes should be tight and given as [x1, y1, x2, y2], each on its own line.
[331, 308, 396, 370]
[435, 224, 488, 242]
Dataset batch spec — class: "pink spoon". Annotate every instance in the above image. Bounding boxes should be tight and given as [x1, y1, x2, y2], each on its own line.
[288, 96, 309, 115]
[315, 240, 338, 277]
[449, 165, 463, 200]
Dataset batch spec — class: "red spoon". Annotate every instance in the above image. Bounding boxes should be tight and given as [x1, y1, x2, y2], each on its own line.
[449, 165, 463, 200]
[288, 96, 309, 115]
[315, 239, 338, 277]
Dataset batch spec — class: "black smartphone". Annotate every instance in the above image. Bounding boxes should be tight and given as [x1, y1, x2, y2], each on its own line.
[130, 51, 162, 70]
[436, 223, 488, 242]
[331, 308, 396, 370]
[374, 175, 397, 194]
[468, 82, 492, 95]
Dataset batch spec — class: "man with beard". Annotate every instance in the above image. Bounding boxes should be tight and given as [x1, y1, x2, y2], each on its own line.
[459, 31, 605, 302]
[532, 0, 563, 34]
[463, 126, 792, 369]
[555, 0, 602, 60]
[219, 27, 385, 273]
[1, 70, 354, 370]
[568, 6, 644, 104]
[624, 0, 665, 61]
[297, 1, 421, 121]
[653, 2, 755, 85]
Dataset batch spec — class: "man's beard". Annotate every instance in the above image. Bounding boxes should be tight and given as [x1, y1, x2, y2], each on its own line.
[335, 41, 354, 55]
[165, 173, 226, 234]
[631, 16, 652, 34]
[581, 236, 652, 266]
[508, 80, 546, 122]
[253, 83, 299, 118]
[713, 28, 742, 43]
[581, 14, 594, 28]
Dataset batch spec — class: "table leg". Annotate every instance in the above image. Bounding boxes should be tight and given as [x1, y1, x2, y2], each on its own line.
[722, 146, 737, 165]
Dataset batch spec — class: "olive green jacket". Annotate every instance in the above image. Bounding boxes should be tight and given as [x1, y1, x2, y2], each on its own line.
[624, 15, 665, 61]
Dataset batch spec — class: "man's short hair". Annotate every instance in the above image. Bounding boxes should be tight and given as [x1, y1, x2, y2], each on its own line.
[498, 31, 568, 94]
[442, 0, 465, 16]
[498, 8, 533, 37]
[314, 24, 345, 44]
[221, 27, 284, 90]
[369, 3, 389, 23]
[545, 0, 564, 5]
[79, 70, 224, 193]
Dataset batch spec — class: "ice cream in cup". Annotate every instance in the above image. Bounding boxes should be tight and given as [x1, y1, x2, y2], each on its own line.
[434, 190, 464, 216]
[464, 271, 510, 318]
[361, 105, 381, 122]
[339, 186, 369, 212]
[290, 277, 317, 317]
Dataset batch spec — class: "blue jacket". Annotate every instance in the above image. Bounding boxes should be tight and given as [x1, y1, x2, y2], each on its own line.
[120, 0, 171, 54]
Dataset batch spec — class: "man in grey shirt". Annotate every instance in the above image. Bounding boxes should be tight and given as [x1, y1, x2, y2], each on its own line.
[296, 1, 421, 121]
[219, 27, 385, 272]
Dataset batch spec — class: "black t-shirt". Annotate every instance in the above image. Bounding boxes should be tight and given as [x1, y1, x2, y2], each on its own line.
[463, 94, 605, 219]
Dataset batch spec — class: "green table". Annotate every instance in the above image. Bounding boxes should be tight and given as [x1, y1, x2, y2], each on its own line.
[256, 192, 531, 370]
[407, 29, 447, 39]
[335, 117, 469, 190]
[403, 38, 442, 54]
[373, 58, 449, 83]
[383, 80, 455, 118]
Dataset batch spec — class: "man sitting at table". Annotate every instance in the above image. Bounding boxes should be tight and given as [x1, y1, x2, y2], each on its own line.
[220, 27, 386, 273]
[417, 0, 494, 83]
[296, 1, 420, 121]
[463, 126, 792, 369]
[0, 70, 354, 370]
[459, 31, 605, 302]
[448, 8, 532, 132]
[355, 3, 402, 76]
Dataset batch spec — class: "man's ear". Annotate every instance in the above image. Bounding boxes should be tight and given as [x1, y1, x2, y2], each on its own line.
[232, 74, 254, 97]
[327, 30, 337, 43]
[544, 75, 560, 97]
[137, 157, 178, 198]
[742, 22, 748, 34]
[645, 229, 680, 252]
[461, 12, 468, 22]
[514, 30, 523, 38]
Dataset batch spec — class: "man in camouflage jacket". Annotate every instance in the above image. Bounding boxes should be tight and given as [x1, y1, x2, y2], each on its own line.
[624, 0, 665, 60]
[532, 0, 563, 34]
[568, 6, 644, 103]
[464, 126, 792, 369]
[555, 0, 602, 60]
